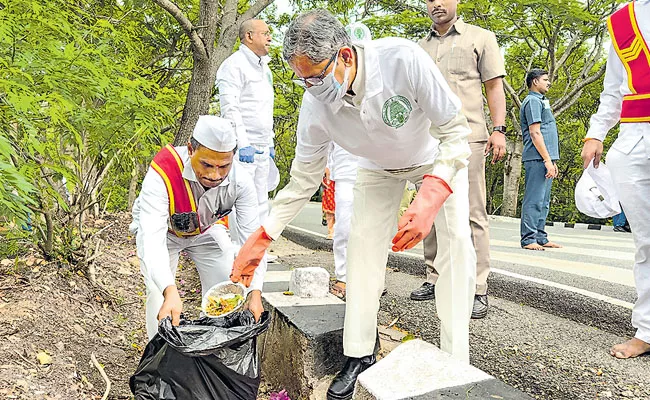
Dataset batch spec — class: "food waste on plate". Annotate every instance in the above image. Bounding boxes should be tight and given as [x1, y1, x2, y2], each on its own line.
[204, 293, 244, 316]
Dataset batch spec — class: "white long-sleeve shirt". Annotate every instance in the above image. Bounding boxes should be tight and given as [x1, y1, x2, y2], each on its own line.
[131, 146, 267, 292]
[216, 45, 274, 148]
[263, 38, 471, 239]
[586, 0, 650, 154]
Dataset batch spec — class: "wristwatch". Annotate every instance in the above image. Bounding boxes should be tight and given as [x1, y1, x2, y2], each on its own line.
[492, 125, 507, 135]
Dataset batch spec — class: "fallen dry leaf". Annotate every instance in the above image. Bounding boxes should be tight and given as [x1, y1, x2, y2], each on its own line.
[36, 351, 52, 365]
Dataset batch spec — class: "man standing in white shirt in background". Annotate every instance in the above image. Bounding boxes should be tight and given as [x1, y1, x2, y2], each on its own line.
[216, 19, 275, 231]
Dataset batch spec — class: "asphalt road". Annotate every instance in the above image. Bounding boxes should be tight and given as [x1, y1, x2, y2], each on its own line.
[280, 202, 649, 400]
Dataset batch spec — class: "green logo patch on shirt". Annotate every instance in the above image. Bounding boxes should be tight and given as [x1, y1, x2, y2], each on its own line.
[382, 95, 412, 128]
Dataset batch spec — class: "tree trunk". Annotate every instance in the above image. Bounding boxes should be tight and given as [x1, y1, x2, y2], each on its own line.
[43, 210, 54, 258]
[501, 135, 523, 217]
[165, 0, 274, 146]
[173, 57, 216, 146]
[128, 162, 142, 210]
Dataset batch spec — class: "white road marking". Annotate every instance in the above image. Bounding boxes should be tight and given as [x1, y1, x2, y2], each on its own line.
[488, 250, 634, 287]
[491, 268, 634, 310]
[490, 239, 634, 262]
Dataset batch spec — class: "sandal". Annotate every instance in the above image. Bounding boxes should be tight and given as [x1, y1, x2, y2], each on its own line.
[330, 281, 346, 300]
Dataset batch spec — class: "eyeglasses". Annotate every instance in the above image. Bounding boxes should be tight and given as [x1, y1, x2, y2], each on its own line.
[292, 51, 339, 88]
[249, 30, 271, 38]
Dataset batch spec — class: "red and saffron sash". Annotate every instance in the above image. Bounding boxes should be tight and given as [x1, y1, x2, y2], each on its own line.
[608, 2, 650, 122]
[150, 145, 201, 236]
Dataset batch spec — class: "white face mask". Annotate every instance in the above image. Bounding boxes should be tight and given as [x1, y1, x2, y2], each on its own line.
[306, 55, 350, 104]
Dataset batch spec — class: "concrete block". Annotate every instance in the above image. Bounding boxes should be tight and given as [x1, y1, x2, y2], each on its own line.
[289, 267, 330, 298]
[355, 339, 532, 400]
[259, 292, 346, 399]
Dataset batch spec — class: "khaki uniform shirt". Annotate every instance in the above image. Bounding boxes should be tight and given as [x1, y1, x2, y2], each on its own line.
[419, 19, 506, 142]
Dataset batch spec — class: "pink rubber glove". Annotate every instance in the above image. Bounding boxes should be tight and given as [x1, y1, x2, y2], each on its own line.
[391, 175, 452, 252]
[231, 227, 273, 287]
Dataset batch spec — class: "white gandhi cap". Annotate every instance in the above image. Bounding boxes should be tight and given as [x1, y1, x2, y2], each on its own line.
[575, 161, 621, 219]
[192, 115, 237, 152]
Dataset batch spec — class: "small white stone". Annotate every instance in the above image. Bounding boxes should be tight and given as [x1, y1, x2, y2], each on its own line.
[289, 267, 330, 298]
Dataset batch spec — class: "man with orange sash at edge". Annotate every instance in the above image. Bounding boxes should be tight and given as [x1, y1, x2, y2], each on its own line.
[582, 0, 650, 359]
[130, 115, 266, 340]
[231, 10, 476, 400]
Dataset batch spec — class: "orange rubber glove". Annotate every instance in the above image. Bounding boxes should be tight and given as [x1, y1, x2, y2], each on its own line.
[391, 175, 452, 252]
[231, 227, 273, 287]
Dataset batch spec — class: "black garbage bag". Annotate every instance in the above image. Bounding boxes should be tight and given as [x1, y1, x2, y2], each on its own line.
[130, 310, 271, 400]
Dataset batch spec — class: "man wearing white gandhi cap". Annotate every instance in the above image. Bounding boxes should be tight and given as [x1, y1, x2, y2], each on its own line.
[130, 115, 266, 339]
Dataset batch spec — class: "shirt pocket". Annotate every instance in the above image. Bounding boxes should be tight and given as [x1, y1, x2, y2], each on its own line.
[448, 45, 478, 78]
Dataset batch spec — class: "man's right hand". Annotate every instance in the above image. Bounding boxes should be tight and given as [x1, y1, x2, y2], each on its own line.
[581, 139, 603, 169]
[543, 160, 558, 179]
[239, 146, 264, 163]
[231, 227, 273, 287]
[157, 285, 183, 326]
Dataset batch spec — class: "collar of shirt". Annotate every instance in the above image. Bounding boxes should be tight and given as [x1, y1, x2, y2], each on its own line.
[330, 42, 383, 113]
[527, 90, 545, 100]
[430, 17, 465, 39]
[239, 44, 270, 67]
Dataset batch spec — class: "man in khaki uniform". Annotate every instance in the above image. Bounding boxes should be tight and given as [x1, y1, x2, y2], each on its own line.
[410, 0, 507, 319]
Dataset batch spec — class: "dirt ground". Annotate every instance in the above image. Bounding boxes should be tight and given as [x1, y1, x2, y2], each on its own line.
[0, 215, 215, 398]
[0, 213, 304, 400]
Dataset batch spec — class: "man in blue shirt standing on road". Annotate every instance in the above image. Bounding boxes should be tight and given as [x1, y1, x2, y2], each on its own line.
[519, 69, 562, 251]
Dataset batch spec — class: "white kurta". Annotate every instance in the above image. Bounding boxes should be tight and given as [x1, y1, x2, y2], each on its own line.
[131, 146, 267, 339]
[216, 44, 275, 224]
[264, 38, 476, 361]
[586, 0, 650, 344]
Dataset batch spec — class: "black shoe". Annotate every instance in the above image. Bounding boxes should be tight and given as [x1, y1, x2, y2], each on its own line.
[410, 282, 435, 301]
[326, 354, 376, 400]
[471, 294, 488, 319]
[613, 226, 628, 233]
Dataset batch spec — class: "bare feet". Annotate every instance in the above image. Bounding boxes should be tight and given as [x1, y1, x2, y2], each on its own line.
[542, 241, 563, 248]
[610, 338, 650, 359]
[523, 243, 545, 251]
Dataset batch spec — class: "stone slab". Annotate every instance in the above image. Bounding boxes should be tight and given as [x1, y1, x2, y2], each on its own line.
[263, 291, 344, 308]
[262, 281, 289, 293]
[266, 262, 289, 272]
[355, 340, 532, 400]
[355, 339, 491, 399]
[259, 294, 346, 399]
[264, 270, 293, 283]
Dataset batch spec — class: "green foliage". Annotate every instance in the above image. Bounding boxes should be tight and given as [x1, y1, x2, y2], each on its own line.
[1, 0, 184, 261]
[0, 226, 32, 259]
